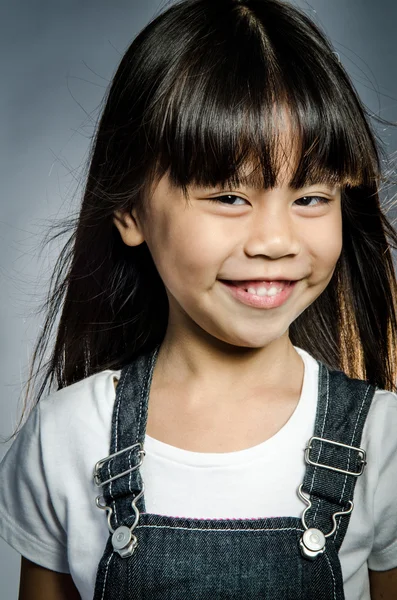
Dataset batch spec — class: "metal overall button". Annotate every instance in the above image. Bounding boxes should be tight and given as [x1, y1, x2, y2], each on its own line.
[299, 528, 326, 560]
[298, 436, 366, 560]
[297, 484, 353, 561]
[112, 526, 138, 558]
[93, 442, 146, 558]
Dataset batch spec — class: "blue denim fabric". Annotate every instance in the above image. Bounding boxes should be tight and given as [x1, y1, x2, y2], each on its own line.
[92, 346, 375, 599]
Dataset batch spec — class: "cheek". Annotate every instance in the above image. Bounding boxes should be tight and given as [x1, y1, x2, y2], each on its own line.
[145, 212, 225, 289]
[306, 213, 343, 273]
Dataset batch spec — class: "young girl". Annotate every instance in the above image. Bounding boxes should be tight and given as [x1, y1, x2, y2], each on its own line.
[1, 0, 397, 598]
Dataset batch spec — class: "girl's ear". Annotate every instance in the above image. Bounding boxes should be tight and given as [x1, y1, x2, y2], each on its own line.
[113, 209, 145, 247]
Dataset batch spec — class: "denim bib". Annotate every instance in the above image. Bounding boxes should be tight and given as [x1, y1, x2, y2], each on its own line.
[92, 346, 375, 599]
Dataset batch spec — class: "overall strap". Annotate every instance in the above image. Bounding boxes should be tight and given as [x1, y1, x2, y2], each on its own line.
[93, 345, 160, 530]
[301, 361, 376, 551]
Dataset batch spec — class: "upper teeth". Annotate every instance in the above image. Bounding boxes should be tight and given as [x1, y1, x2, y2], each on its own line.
[246, 285, 284, 296]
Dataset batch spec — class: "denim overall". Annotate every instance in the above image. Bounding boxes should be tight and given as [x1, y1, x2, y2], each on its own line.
[92, 345, 375, 599]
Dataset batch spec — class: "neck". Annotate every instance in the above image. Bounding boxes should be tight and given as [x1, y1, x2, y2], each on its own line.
[154, 326, 302, 397]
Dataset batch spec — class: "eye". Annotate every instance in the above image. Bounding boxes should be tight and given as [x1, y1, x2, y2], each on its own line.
[208, 194, 248, 206]
[294, 196, 331, 207]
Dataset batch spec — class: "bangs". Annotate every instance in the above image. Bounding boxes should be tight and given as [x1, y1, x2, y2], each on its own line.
[143, 0, 380, 195]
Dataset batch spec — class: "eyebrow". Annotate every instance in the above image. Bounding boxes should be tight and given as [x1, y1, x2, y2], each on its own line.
[196, 181, 340, 193]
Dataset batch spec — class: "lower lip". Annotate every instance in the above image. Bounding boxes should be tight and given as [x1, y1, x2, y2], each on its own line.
[220, 280, 297, 309]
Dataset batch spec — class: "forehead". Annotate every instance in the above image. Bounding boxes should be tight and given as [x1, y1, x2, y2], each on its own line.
[193, 110, 339, 193]
[247, 106, 336, 190]
[148, 101, 349, 202]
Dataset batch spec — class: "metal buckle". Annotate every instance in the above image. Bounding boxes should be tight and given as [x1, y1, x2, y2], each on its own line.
[304, 436, 366, 477]
[93, 442, 145, 487]
[297, 484, 354, 560]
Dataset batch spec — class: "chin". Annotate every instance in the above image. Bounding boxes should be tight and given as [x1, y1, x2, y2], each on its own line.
[212, 325, 290, 350]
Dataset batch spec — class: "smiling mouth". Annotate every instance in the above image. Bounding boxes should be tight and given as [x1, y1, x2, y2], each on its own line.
[219, 279, 298, 309]
[221, 280, 294, 297]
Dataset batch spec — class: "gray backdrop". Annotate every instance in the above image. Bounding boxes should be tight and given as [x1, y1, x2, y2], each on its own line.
[1, 0, 396, 596]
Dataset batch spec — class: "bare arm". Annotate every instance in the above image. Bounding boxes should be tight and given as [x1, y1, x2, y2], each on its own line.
[19, 557, 81, 600]
[369, 567, 397, 600]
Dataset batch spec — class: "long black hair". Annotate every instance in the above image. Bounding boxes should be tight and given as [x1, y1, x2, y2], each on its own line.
[8, 0, 397, 440]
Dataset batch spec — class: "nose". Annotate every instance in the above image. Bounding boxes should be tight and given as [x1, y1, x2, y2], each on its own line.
[244, 208, 301, 260]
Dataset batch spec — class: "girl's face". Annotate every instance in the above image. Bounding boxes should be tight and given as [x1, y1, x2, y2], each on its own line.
[115, 161, 342, 350]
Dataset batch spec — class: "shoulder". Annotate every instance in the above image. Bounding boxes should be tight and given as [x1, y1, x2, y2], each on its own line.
[361, 388, 397, 570]
[323, 364, 397, 436]
[371, 386, 397, 410]
[357, 386, 397, 521]
[38, 368, 121, 433]
[363, 386, 397, 452]
[0, 368, 120, 574]
[36, 368, 121, 499]
[295, 347, 397, 435]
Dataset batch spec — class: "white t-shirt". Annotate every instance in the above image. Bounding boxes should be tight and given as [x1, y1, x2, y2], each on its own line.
[0, 347, 397, 600]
